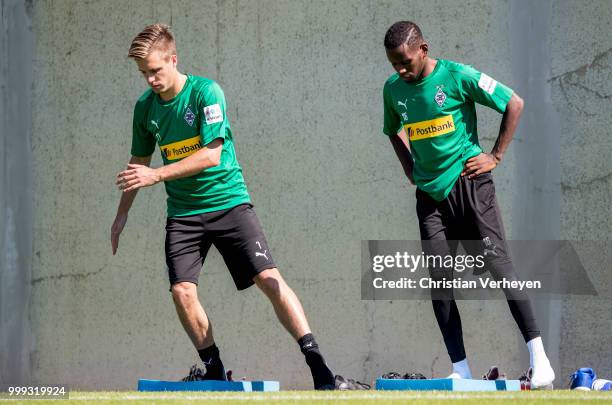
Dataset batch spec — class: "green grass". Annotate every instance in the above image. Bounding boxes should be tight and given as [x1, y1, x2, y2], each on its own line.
[2, 390, 611, 404]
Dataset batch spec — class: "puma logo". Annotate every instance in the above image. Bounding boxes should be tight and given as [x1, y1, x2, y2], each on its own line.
[255, 241, 269, 260]
[397, 99, 409, 110]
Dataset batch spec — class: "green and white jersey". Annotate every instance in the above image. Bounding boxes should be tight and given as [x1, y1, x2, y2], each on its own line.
[383, 59, 513, 201]
[131, 74, 251, 217]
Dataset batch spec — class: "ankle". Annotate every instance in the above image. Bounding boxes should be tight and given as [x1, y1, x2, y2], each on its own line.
[527, 337, 549, 366]
[451, 358, 472, 379]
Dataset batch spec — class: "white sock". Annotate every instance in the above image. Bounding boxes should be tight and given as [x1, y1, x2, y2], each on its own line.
[527, 337, 555, 387]
[448, 358, 472, 379]
[527, 336, 547, 366]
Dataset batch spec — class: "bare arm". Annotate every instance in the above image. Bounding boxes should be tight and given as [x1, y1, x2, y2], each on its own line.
[111, 154, 152, 255]
[491, 92, 524, 161]
[115, 155, 152, 214]
[462, 92, 524, 178]
[116, 138, 223, 192]
[389, 131, 415, 185]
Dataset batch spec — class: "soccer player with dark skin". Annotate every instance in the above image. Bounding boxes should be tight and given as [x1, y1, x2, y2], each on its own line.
[111, 23, 366, 390]
[381, 21, 555, 388]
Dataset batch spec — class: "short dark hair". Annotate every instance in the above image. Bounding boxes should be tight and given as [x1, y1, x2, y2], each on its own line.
[384, 21, 423, 49]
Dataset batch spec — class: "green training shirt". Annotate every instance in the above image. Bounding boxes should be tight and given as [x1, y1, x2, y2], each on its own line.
[131, 74, 251, 217]
[383, 59, 514, 201]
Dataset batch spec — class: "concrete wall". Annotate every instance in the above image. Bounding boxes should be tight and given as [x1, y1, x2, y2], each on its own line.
[0, 0, 34, 386]
[0, 0, 609, 389]
[550, 0, 612, 382]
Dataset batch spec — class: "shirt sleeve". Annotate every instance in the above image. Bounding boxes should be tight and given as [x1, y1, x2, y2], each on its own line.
[198, 81, 229, 146]
[383, 84, 402, 136]
[130, 102, 156, 157]
[455, 64, 514, 113]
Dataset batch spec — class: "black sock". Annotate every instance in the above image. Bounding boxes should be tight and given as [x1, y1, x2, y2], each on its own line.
[197, 344, 226, 380]
[298, 333, 334, 389]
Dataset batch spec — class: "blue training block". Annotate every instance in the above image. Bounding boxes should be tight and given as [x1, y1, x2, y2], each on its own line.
[138, 379, 252, 392]
[376, 378, 521, 391]
[251, 380, 280, 392]
[137, 379, 280, 392]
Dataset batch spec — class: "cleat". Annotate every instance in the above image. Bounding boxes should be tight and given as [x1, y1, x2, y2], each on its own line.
[334, 375, 371, 390]
[181, 364, 206, 382]
[569, 368, 596, 391]
[592, 379, 612, 391]
[482, 366, 507, 381]
[380, 371, 427, 380]
[180, 363, 227, 382]
[381, 372, 403, 379]
[403, 372, 427, 380]
[519, 367, 532, 390]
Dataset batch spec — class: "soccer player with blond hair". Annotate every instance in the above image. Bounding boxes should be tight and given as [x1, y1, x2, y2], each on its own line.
[111, 24, 364, 389]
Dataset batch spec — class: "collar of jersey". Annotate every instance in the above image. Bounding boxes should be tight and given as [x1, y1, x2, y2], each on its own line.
[155, 74, 192, 106]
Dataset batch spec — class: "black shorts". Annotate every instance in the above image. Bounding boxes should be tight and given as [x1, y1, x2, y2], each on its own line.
[416, 172, 510, 262]
[165, 203, 276, 290]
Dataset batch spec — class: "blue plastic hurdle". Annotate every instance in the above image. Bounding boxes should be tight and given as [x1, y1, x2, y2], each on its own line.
[376, 378, 521, 391]
[137, 379, 280, 392]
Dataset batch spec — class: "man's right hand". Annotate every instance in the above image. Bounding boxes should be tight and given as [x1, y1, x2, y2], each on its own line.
[111, 213, 128, 255]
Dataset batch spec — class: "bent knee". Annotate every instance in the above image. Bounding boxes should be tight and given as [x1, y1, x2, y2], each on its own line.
[171, 282, 198, 303]
[254, 268, 285, 294]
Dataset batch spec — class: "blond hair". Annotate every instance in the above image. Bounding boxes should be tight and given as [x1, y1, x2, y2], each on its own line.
[128, 24, 176, 59]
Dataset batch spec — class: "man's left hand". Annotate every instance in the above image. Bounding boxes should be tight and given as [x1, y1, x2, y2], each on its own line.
[461, 153, 499, 179]
[116, 164, 162, 192]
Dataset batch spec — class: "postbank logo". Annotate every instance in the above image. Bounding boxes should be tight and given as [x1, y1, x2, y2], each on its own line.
[404, 115, 455, 141]
[161, 136, 203, 161]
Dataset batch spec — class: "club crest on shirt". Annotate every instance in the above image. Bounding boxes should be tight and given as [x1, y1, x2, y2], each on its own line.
[184, 107, 196, 127]
[434, 85, 446, 107]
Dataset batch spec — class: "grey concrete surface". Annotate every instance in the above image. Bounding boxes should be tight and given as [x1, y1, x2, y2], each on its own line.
[550, 0, 612, 383]
[0, 0, 34, 386]
[509, 0, 563, 377]
[0, 0, 610, 390]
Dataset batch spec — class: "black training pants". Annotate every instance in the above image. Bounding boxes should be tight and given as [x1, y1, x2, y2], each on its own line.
[416, 172, 540, 363]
